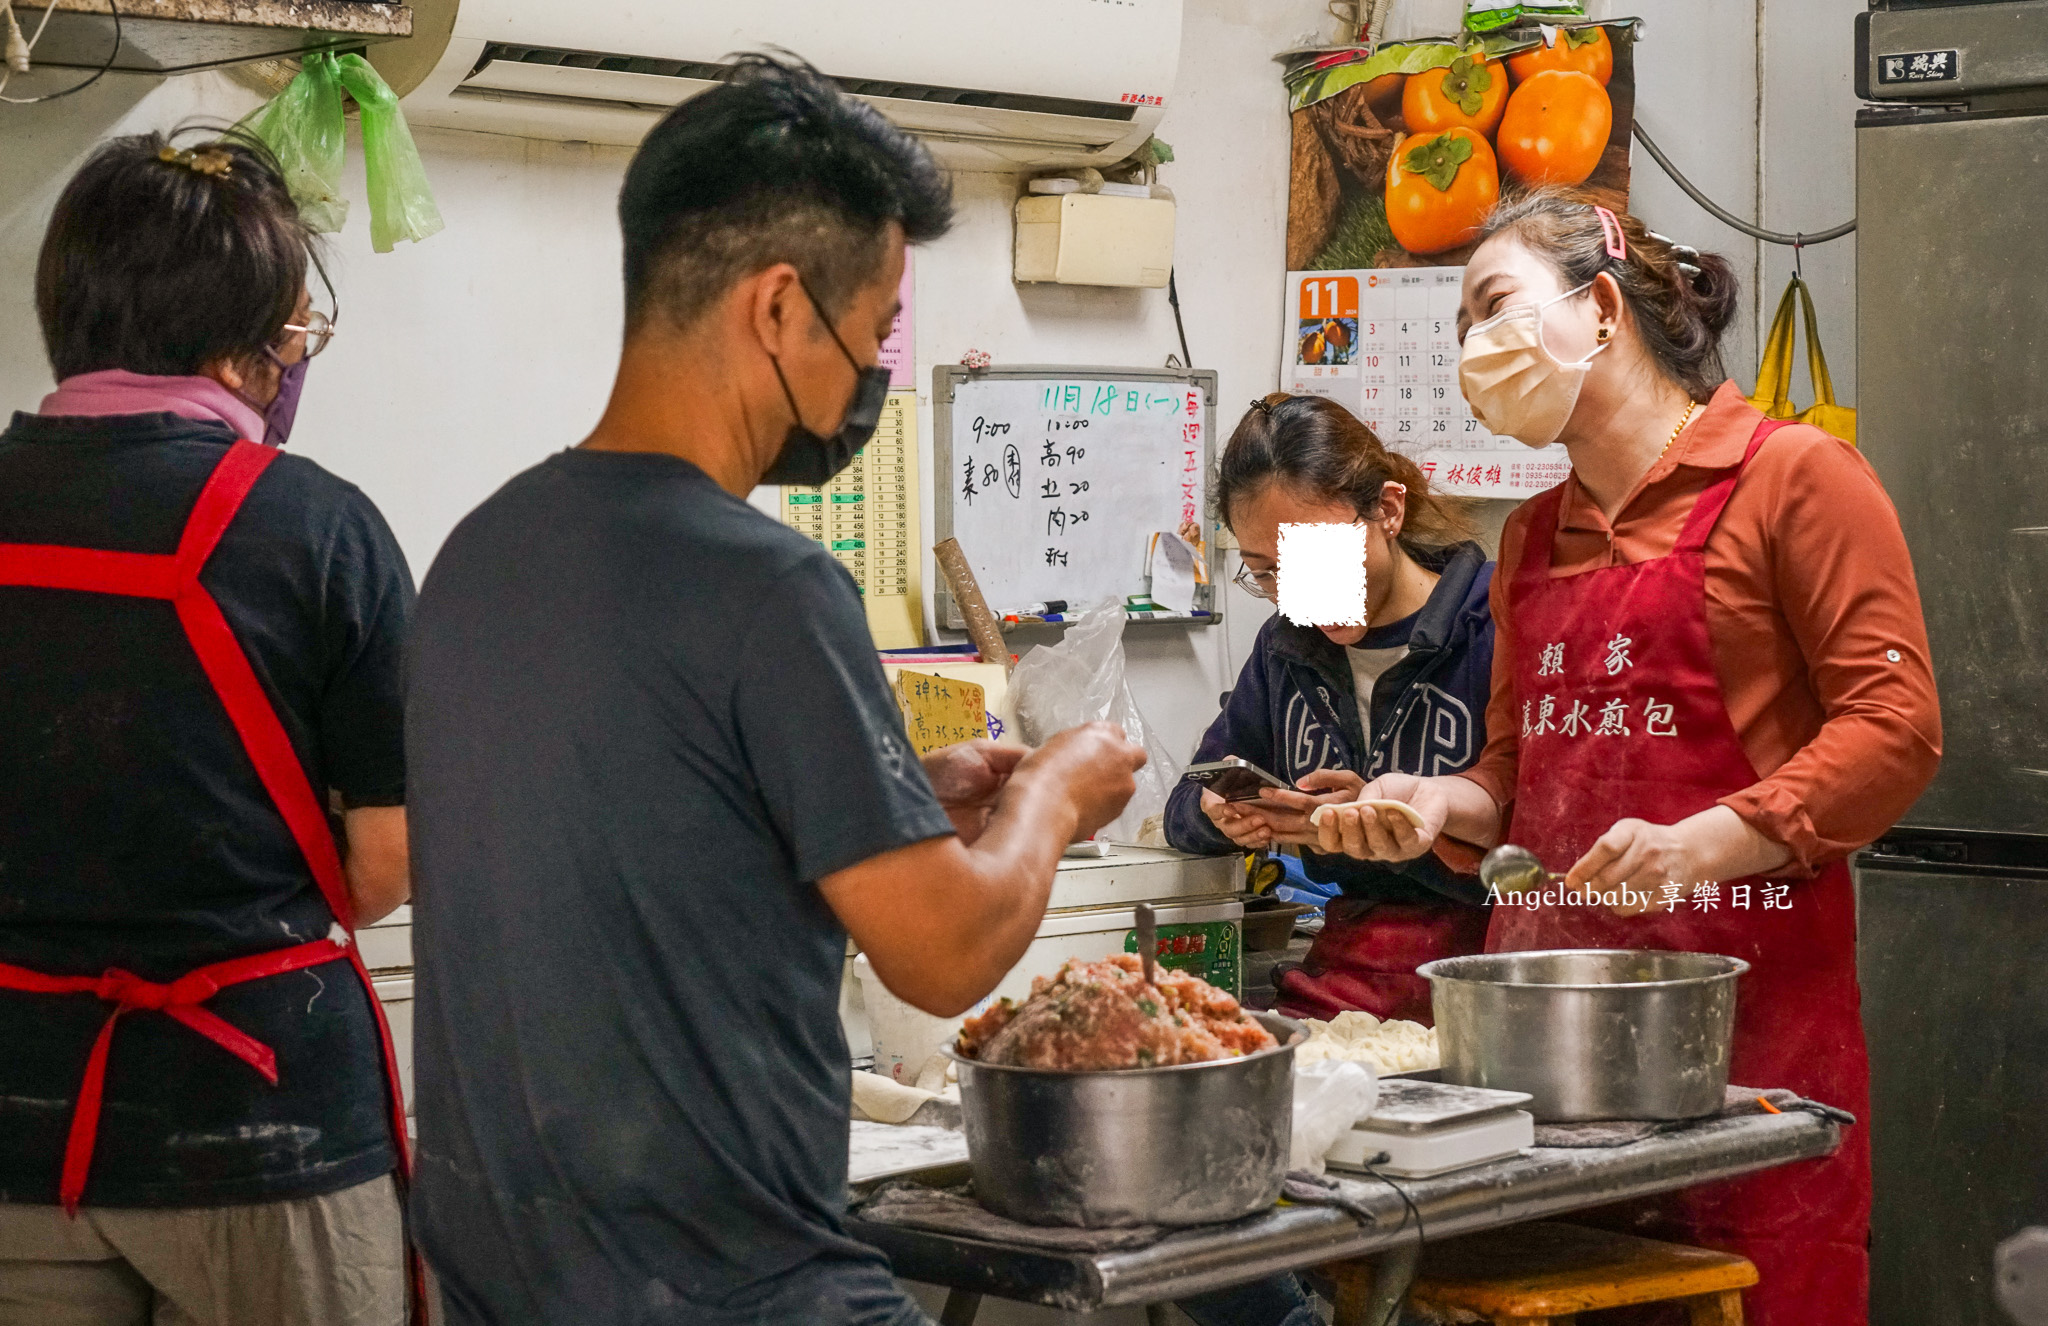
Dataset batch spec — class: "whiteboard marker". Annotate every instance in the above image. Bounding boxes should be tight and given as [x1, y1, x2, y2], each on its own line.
[1024, 600, 1067, 615]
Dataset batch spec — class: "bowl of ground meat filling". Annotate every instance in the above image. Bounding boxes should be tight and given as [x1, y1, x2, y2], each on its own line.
[949, 955, 1303, 1227]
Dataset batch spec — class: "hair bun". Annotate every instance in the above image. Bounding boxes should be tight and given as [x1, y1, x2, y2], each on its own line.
[1686, 250, 1740, 337]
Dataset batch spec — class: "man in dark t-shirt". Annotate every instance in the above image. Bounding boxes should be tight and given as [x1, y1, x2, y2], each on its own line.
[405, 56, 1146, 1326]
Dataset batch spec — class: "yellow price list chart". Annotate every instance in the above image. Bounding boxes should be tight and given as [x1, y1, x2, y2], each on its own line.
[779, 390, 924, 650]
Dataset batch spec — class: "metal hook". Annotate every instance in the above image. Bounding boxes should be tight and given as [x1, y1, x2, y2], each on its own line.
[1792, 234, 1805, 284]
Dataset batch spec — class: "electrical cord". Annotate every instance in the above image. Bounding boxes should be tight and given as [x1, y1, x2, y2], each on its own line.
[0, 0, 123, 105]
[1357, 1155, 1426, 1326]
[1167, 268, 1194, 369]
[0, 0, 58, 90]
[1633, 119, 1855, 248]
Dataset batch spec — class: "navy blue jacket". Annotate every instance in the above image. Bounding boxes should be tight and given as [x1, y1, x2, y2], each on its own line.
[1165, 542, 1496, 906]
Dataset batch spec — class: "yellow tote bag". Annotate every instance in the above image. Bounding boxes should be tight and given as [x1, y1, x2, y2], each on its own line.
[1747, 275, 1857, 446]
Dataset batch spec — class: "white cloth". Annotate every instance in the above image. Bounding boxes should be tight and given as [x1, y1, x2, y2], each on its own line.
[1346, 643, 1409, 751]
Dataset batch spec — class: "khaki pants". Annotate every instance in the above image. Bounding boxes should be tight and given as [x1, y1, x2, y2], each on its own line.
[0, 1174, 404, 1326]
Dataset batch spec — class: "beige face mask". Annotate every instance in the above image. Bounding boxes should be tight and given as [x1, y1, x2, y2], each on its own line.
[1458, 281, 1604, 448]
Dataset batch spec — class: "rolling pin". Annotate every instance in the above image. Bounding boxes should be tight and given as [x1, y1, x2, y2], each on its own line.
[932, 537, 1010, 674]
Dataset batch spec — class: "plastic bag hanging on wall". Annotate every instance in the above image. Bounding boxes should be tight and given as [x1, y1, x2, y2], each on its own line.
[1748, 275, 1856, 446]
[246, 50, 348, 233]
[334, 54, 445, 253]
[246, 51, 444, 253]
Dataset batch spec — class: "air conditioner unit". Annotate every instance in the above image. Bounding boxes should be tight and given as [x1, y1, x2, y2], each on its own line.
[369, 1, 1183, 172]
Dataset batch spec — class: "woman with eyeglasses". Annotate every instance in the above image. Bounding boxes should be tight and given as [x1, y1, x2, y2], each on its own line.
[1161, 392, 1497, 1026]
[0, 131, 416, 1323]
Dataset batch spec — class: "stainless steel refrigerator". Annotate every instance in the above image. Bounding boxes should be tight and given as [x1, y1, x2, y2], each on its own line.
[1856, 4, 2048, 1321]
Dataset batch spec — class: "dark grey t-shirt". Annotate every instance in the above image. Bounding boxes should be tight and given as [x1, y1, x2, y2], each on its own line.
[406, 450, 952, 1326]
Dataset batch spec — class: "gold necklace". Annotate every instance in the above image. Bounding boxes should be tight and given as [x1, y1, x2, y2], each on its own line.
[1660, 401, 1699, 458]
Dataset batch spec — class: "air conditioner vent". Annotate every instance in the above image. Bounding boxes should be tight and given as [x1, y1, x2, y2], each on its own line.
[474, 44, 1139, 124]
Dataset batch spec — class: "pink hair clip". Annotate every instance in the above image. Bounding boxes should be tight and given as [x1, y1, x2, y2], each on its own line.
[1594, 205, 1627, 262]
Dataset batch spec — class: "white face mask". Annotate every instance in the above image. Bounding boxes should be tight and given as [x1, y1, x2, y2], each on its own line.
[1458, 281, 1605, 449]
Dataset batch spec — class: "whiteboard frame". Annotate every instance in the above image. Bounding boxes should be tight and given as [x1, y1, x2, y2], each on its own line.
[932, 364, 1222, 632]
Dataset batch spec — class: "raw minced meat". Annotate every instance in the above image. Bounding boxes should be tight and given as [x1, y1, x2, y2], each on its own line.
[956, 954, 1277, 1070]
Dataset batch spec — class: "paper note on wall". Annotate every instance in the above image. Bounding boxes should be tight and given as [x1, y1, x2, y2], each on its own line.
[1148, 530, 1199, 615]
[895, 669, 989, 757]
[880, 251, 915, 388]
[881, 660, 1023, 749]
[780, 390, 924, 649]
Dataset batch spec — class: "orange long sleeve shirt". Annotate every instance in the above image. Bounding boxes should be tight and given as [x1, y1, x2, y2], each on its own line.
[1459, 382, 1942, 872]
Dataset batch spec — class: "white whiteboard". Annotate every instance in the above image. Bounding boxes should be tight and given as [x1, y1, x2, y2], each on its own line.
[933, 367, 1218, 623]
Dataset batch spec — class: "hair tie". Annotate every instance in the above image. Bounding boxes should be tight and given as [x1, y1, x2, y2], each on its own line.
[1593, 205, 1627, 262]
[157, 145, 233, 178]
[1249, 397, 1274, 415]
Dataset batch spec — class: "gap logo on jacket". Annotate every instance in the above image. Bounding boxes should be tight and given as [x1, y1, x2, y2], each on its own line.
[1165, 542, 1496, 906]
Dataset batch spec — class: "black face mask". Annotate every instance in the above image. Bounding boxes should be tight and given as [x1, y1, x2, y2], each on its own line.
[763, 282, 891, 486]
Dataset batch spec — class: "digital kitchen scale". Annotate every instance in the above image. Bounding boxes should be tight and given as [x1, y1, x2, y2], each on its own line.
[1325, 1077, 1535, 1179]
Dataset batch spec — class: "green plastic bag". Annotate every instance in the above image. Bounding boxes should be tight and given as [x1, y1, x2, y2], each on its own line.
[247, 50, 348, 233]
[246, 50, 444, 253]
[335, 53, 444, 253]
[1464, 0, 1586, 33]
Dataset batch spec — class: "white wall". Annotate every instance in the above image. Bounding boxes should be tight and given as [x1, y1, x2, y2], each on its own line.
[0, 0, 1864, 774]
[1626, 0, 1764, 391]
[1758, 0, 1861, 406]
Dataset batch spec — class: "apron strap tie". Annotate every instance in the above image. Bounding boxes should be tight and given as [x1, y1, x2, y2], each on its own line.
[0, 938, 350, 1214]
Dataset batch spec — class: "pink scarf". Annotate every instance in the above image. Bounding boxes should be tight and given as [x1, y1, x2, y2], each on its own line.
[39, 369, 265, 443]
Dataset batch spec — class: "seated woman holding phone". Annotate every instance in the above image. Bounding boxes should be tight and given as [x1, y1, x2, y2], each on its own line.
[1163, 393, 1496, 1023]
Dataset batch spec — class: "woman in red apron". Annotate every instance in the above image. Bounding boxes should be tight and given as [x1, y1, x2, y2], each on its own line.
[0, 133, 421, 1323]
[1162, 394, 1495, 1024]
[1315, 193, 1940, 1326]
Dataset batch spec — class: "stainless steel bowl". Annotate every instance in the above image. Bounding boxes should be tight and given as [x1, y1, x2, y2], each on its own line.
[949, 1012, 1302, 1227]
[1417, 950, 1749, 1122]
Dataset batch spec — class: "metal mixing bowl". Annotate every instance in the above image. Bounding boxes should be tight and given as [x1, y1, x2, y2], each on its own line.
[1417, 950, 1749, 1122]
[949, 1011, 1302, 1227]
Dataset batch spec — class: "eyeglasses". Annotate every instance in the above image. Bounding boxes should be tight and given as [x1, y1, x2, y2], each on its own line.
[1233, 564, 1279, 601]
[1231, 501, 1403, 603]
[279, 309, 337, 359]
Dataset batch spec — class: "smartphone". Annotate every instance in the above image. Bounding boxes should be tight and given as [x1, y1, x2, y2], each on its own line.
[1182, 757, 1293, 803]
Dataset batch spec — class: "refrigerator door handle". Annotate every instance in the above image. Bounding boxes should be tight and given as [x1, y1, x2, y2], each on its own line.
[1864, 838, 1971, 866]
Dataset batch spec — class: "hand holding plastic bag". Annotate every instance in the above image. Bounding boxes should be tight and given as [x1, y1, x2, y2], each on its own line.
[1009, 599, 1183, 845]
[1290, 1058, 1379, 1175]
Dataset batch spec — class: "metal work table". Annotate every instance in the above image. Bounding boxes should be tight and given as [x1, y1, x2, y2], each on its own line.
[849, 1109, 1841, 1316]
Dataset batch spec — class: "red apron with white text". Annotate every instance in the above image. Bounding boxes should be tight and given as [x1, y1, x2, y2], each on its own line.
[1275, 899, 1487, 1025]
[1489, 420, 1869, 1326]
[0, 441, 423, 1320]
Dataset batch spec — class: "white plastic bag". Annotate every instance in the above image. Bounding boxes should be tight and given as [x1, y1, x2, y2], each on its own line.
[1290, 1059, 1379, 1175]
[1009, 598, 1182, 845]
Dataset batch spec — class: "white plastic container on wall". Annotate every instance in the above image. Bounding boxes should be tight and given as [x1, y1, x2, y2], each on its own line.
[1014, 194, 1177, 289]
